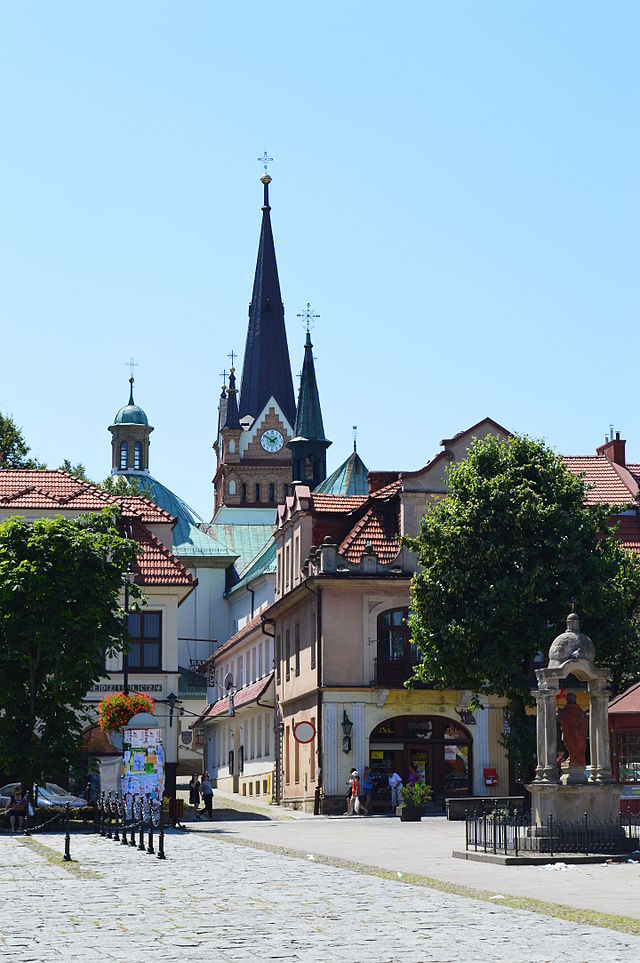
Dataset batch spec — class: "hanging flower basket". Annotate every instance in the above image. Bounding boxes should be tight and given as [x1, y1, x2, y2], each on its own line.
[97, 692, 155, 732]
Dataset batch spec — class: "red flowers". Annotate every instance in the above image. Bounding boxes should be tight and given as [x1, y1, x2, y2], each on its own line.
[97, 692, 155, 732]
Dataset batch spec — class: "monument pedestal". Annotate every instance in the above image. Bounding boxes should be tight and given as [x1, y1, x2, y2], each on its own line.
[528, 782, 622, 825]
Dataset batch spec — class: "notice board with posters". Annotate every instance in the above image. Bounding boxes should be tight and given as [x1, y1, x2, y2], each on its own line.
[121, 727, 165, 800]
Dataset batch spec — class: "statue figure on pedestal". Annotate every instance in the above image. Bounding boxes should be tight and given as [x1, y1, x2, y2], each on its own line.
[556, 692, 588, 766]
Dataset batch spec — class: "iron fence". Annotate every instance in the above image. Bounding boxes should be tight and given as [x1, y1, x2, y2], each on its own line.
[464, 809, 640, 857]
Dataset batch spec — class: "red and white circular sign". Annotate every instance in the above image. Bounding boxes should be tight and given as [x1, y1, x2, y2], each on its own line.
[293, 720, 316, 744]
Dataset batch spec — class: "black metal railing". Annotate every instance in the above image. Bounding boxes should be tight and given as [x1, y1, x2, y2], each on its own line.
[464, 809, 640, 857]
[373, 656, 416, 687]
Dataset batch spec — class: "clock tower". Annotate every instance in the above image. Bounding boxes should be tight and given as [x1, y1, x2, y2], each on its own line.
[213, 173, 297, 515]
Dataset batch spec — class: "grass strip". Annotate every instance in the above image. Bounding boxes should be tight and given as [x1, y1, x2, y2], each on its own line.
[199, 831, 640, 937]
[19, 837, 102, 879]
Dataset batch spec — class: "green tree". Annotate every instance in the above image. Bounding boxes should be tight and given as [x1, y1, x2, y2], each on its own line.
[59, 459, 89, 480]
[99, 474, 153, 499]
[404, 434, 640, 777]
[0, 411, 43, 468]
[0, 506, 141, 794]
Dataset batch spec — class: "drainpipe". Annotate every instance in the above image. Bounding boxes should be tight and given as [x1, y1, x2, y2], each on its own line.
[261, 616, 279, 802]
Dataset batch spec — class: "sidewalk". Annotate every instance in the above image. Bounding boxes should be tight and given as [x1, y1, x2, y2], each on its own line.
[187, 812, 640, 921]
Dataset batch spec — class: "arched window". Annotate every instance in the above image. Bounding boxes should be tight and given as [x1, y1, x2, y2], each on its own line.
[305, 456, 315, 480]
[269, 483, 275, 503]
[228, 480, 237, 495]
[377, 608, 414, 662]
[119, 441, 128, 470]
[255, 483, 260, 502]
[242, 483, 247, 502]
[134, 441, 141, 470]
[229, 439, 236, 454]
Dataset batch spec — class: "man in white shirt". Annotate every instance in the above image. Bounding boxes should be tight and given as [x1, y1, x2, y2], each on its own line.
[388, 769, 403, 811]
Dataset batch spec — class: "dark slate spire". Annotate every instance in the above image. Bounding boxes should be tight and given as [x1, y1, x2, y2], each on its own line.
[288, 330, 331, 490]
[222, 367, 241, 430]
[238, 174, 296, 428]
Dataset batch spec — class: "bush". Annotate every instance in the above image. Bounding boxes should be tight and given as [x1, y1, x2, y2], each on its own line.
[399, 782, 433, 809]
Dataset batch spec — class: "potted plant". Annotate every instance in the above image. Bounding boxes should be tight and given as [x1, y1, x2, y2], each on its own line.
[97, 692, 155, 732]
[398, 782, 433, 822]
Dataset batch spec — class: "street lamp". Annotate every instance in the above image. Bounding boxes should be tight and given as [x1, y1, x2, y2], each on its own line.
[122, 567, 135, 696]
[341, 710, 353, 753]
[166, 692, 179, 727]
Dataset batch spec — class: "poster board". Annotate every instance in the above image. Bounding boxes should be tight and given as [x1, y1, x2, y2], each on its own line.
[121, 727, 165, 800]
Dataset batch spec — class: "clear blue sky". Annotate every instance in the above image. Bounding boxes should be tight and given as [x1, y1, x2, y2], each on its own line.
[2, 3, 639, 517]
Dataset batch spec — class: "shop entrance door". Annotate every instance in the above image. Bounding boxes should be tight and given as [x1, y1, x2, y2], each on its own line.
[408, 745, 432, 788]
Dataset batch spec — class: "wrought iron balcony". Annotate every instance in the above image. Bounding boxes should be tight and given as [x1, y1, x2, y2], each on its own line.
[373, 656, 417, 687]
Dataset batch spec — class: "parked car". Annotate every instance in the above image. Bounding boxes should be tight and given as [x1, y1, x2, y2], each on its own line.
[0, 783, 87, 809]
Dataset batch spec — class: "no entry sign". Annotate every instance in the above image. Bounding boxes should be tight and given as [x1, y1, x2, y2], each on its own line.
[293, 720, 316, 744]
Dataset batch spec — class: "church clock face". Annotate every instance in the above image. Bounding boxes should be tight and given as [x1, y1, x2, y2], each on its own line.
[261, 429, 284, 453]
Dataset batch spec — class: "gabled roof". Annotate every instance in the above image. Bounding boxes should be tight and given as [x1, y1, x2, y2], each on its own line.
[609, 681, 640, 714]
[205, 612, 266, 663]
[315, 449, 369, 496]
[129, 519, 196, 588]
[310, 493, 368, 513]
[562, 457, 636, 507]
[338, 503, 400, 564]
[198, 673, 275, 723]
[238, 177, 296, 428]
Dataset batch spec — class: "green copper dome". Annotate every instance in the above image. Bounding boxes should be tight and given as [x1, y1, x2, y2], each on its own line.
[113, 378, 148, 425]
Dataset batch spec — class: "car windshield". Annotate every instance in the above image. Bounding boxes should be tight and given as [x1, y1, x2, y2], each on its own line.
[39, 784, 71, 797]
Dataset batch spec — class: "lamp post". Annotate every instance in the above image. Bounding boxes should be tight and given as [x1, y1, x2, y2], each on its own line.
[341, 710, 353, 753]
[122, 567, 135, 696]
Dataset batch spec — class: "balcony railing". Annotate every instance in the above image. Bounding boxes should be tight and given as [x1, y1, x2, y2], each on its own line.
[373, 656, 417, 687]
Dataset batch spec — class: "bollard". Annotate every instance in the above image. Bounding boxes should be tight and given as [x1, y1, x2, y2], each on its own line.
[138, 796, 146, 851]
[147, 796, 155, 855]
[93, 795, 100, 834]
[157, 800, 166, 860]
[121, 794, 129, 846]
[99, 792, 106, 836]
[23, 791, 31, 837]
[106, 792, 113, 839]
[63, 802, 71, 862]
[130, 796, 138, 846]
[113, 794, 120, 842]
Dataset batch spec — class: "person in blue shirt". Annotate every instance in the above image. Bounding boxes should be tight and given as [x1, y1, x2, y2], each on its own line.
[360, 766, 373, 816]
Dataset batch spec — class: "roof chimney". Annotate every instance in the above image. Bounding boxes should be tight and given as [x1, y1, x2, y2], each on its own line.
[596, 429, 626, 467]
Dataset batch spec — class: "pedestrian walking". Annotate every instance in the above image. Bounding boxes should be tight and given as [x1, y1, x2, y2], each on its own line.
[346, 768, 360, 816]
[198, 773, 213, 820]
[388, 769, 403, 811]
[408, 763, 423, 787]
[361, 766, 373, 815]
[8, 786, 27, 832]
[188, 773, 201, 809]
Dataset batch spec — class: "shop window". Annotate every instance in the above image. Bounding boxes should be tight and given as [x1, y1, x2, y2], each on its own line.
[119, 441, 128, 470]
[618, 733, 640, 782]
[126, 611, 161, 669]
[134, 441, 141, 470]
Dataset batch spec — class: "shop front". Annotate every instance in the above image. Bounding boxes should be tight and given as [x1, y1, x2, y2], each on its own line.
[369, 715, 473, 804]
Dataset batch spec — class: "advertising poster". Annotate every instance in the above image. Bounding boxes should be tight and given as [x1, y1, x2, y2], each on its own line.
[121, 727, 165, 800]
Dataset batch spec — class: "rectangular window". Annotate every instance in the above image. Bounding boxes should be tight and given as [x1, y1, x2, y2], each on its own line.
[285, 726, 290, 784]
[285, 629, 290, 681]
[276, 552, 282, 594]
[257, 716, 262, 758]
[619, 733, 640, 782]
[310, 716, 316, 781]
[294, 736, 300, 784]
[310, 611, 316, 670]
[295, 623, 300, 677]
[285, 544, 290, 589]
[236, 657, 243, 687]
[294, 534, 300, 582]
[126, 611, 162, 669]
[264, 714, 270, 756]
[276, 634, 281, 683]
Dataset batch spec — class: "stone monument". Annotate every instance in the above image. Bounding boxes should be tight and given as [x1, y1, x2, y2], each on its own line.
[528, 611, 621, 830]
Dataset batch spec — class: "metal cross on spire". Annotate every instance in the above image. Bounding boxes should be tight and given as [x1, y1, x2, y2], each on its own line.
[219, 368, 228, 388]
[125, 357, 139, 379]
[297, 302, 320, 333]
[258, 151, 273, 174]
[227, 349, 237, 368]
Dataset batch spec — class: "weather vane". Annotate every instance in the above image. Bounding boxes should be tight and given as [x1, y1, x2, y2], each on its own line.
[297, 302, 320, 333]
[258, 151, 273, 174]
[125, 357, 139, 379]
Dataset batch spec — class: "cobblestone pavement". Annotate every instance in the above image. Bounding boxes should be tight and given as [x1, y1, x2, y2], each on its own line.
[1, 832, 639, 962]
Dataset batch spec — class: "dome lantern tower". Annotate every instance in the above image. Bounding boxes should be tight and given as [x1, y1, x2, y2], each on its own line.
[109, 376, 154, 474]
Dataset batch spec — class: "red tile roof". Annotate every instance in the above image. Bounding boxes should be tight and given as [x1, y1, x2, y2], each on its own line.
[609, 681, 640, 714]
[130, 520, 196, 587]
[203, 612, 267, 665]
[370, 479, 401, 499]
[607, 515, 640, 554]
[0, 470, 175, 524]
[339, 504, 400, 564]
[562, 457, 636, 507]
[310, 494, 368, 513]
[192, 673, 274, 725]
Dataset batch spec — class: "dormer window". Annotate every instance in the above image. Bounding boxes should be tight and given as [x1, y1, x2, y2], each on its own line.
[134, 441, 141, 470]
[119, 441, 128, 470]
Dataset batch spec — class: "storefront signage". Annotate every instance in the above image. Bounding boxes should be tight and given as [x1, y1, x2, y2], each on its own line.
[407, 719, 433, 741]
[293, 720, 316, 744]
[89, 682, 164, 694]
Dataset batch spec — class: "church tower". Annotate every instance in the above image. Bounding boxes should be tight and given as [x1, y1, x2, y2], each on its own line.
[213, 173, 296, 517]
[109, 377, 153, 474]
[288, 326, 331, 489]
